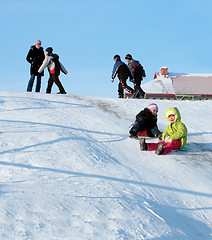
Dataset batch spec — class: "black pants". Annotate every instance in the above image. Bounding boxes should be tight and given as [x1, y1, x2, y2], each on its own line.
[134, 79, 145, 98]
[118, 78, 134, 98]
[46, 74, 66, 94]
[130, 116, 161, 137]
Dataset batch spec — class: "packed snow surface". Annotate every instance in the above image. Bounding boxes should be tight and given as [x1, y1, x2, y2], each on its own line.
[0, 91, 211, 239]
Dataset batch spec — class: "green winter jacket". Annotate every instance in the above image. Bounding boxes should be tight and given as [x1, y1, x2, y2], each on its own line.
[162, 107, 187, 148]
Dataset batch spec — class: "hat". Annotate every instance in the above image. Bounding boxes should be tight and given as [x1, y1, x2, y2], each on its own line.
[35, 40, 41, 45]
[113, 54, 121, 62]
[148, 103, 158, 111]
[45, 47, 53, 54]
[166, 110, 176, 118]
[125, 54, 132, 60]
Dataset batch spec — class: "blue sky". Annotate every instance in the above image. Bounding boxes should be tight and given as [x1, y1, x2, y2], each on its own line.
[1, 0, 212, 97]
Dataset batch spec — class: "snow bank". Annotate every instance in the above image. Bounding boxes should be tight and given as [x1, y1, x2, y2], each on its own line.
[0, 91, 211, 239]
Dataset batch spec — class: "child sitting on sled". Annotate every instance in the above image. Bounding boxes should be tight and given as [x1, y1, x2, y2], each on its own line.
[129, 103, 162, 140]
[140, 107, 187, 155]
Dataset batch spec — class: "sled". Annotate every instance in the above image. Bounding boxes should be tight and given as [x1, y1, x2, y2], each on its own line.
[179, 147, 188, 151]
[137, 129, 155, 138]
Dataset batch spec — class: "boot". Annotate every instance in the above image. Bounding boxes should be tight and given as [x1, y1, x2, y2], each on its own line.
[155, 143, 164, 155]
[129, 130, 138, 139]
[140, 138, 148, 151]
[156, 132, 163, 140]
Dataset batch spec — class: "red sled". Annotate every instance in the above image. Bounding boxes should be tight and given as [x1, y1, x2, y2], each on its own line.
[137, 129, 155, 138]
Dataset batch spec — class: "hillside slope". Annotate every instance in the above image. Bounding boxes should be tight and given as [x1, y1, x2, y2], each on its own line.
[0, 91, 211, 239]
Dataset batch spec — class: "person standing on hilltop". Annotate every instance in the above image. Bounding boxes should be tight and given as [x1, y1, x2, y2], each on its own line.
[38, 47, 68, 94]
[125, 54, 146, 98]
[111, 55, 135, 98]
[26, 40, 45, 92]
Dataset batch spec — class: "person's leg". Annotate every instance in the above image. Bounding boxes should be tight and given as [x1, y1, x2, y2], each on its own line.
[27, 74, 35, 92]
[35, 75, 42, 92]
[155, 140, 182, 155]
[163, 140, 182, 154]
[120, 79, 134, 95]
[118, 82, 124, 98]
[147, 127, 162, 139]
[147, 141, 166, 151]
[134, 79, 145, 98]
[140, 87, 146, 97]
[129, 116, 145, 137]
[134, 79, 141, 97]
[140, 138, 166, 151]
[52, 75, 66, 93]
[46, 75, 54, 93]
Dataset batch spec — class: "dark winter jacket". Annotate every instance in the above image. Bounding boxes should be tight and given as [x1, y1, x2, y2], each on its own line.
[136, 108, 158, 129]
[111, 61, 133, 80]
[38, 53, 68, 76]
[26, 45, 45, 76]
[127, 59, 146, 81]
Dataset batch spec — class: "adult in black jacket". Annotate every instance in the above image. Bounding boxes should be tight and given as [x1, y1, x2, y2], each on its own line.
[129, 103, 162, 139]
[125, 54, 146, 98]
[111, 55, 135, 98]
[26, 40, 45, 92]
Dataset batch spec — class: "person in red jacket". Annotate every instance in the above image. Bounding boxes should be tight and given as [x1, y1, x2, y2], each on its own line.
[38, 47, 68, 94]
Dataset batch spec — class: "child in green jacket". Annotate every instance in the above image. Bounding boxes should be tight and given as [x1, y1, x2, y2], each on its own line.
[140, 107, 187, 155]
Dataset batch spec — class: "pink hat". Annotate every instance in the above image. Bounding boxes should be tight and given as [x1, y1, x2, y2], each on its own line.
[148, 103, 158, 111]
[35, 40, 41, 45]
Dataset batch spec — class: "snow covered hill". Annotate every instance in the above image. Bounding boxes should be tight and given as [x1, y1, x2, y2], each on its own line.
[0, 91, 211, 240]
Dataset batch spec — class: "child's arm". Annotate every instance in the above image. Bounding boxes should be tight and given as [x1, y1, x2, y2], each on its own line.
[162, 127, 169, 140]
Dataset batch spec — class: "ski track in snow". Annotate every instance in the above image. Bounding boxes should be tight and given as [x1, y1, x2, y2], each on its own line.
[0, 91, 211, 240]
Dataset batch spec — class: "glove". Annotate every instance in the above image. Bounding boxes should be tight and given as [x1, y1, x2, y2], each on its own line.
[111, 78, 114, 83]
[156, 132, 162, 140]
[165, 136, 172, 143]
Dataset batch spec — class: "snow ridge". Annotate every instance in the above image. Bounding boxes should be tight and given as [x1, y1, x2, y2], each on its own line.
[0, 91, 211, 239]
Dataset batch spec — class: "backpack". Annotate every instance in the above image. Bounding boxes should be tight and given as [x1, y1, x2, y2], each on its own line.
[133, 64, 146, 79]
